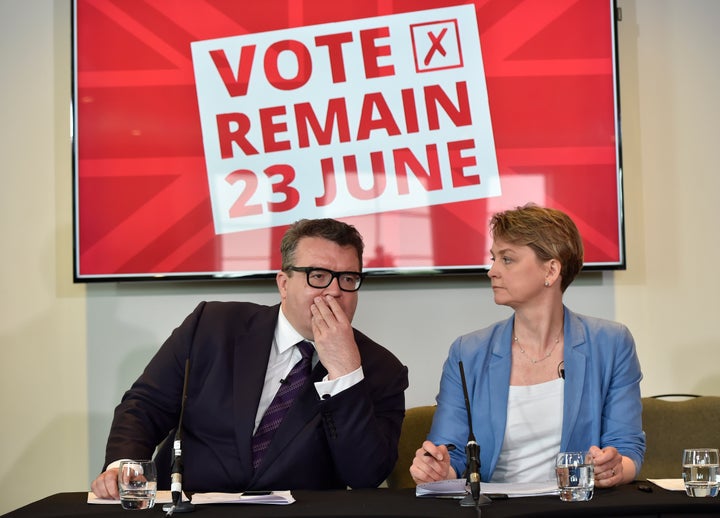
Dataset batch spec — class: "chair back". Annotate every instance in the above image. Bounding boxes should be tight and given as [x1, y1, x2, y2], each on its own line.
[640, 396, 720, 479]
[386, 405, 436, 489]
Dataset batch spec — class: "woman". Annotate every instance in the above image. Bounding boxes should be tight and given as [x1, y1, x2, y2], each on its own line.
[410, 204, 644, 488]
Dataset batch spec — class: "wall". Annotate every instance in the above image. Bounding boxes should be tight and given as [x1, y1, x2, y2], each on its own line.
[1, 0, 719, 514]
[0, 0, 87, 514]
[613, 1, 720, 394]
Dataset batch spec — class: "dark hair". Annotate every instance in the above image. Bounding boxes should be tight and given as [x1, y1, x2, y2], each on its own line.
[280, 218, 364, 271]
[490, 204, 584, 292]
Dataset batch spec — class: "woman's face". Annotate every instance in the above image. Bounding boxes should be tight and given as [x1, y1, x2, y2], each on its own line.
[487, 238, 550, 309]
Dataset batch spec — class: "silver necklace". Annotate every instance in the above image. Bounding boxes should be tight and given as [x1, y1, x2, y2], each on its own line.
[513, 331, 562, 364]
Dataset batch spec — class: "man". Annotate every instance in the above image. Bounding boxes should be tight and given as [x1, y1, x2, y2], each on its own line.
[91, 218, 409, 498]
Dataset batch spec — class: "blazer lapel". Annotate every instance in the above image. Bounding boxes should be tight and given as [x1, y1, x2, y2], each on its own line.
[487, 318, 513, 475]
[561, 307, 588, 449]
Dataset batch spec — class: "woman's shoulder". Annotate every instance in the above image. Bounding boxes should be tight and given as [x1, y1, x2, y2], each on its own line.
[567, 308, 631, 335]
[565, 308, 635, 351]
[464, 318, 509, 338]
[449, 316, 513, 355]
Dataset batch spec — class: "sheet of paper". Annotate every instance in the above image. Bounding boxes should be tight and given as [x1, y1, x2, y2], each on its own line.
[480, 481, 559, 497]
[88, 490, 294, 505]
[416, 478, 559, 498]
[416, 478, 467, 497]
[647, 478, 686, 491]
[88, 490, 175, 504]
[190, 491, 294, 505]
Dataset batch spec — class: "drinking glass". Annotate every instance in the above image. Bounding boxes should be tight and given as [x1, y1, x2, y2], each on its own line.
[555, 451, 594, 502]
[118, 460, 157, 510]
[682, 448, 719, 497]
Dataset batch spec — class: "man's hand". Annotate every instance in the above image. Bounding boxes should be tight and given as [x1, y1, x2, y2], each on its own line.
[310, 295, 361, 379]
[91, 468, 120, 499]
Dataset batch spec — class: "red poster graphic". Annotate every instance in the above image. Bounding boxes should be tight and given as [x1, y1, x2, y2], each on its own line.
[73, 0, 622, 280]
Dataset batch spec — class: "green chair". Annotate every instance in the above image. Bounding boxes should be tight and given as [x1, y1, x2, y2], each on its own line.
[387, 397, 720, 484]
[386, 405, 437, 489]
[639, 395, 720, 479]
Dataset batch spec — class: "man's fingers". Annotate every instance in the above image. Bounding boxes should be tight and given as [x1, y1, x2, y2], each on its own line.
[92, 469, 120, 500]
[314, 295, 352, 325]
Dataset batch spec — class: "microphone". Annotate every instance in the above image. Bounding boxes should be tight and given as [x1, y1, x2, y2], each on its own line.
[458, 361, 491, 507]
[163, 359, 195, 515]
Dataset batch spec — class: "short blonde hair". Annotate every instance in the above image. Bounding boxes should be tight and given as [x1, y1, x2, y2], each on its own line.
[490, 204, 584, 292]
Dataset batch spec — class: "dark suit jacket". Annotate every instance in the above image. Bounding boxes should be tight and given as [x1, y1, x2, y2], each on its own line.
[103, 301, 409, 492]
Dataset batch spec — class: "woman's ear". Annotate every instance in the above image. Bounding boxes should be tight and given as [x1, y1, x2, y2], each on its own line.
[545, 258, 562, 287]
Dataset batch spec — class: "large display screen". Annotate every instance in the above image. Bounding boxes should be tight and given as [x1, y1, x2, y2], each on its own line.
[73, 0, 624, 281]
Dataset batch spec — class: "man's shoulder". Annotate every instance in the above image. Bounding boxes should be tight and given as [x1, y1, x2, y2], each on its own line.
[199, 300, 277, 314]
[189, 300, 279, 330]
[352, 327, 387, 353]
[352, 328, 406, 370]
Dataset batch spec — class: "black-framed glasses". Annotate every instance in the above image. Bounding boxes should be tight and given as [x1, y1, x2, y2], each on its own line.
[287, 266, 365, 292]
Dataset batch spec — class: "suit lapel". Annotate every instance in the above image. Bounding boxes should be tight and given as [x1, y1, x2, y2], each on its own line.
[233, 305, 279, 473]
[251, 362, 325, 476]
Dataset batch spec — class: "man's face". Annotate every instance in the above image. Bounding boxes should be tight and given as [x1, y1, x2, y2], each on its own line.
[276, 236, 361, 340]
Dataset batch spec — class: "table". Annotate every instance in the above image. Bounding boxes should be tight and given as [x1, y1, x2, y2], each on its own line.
[5, 483, 720, 518]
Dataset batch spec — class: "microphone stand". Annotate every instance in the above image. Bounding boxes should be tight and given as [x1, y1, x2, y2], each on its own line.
[458, 361, 491, 508]
[163, 359, 195, 515]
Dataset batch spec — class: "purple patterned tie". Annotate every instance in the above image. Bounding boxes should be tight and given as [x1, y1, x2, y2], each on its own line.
[252, 340, 314, 469]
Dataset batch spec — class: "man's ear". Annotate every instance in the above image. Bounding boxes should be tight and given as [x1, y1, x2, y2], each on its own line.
[276, 271, 288, 298]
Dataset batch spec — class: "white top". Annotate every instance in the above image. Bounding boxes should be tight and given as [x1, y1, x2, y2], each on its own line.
[490, 378, 564, 483]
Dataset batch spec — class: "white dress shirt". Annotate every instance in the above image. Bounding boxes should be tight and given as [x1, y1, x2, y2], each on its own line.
[253, 307, 364, 433]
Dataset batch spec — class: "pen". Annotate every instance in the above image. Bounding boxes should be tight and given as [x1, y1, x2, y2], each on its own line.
[424, 444, 456, 456]
[486, 493, 509, 500]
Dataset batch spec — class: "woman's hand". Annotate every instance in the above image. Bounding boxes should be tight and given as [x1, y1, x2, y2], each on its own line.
[409, 440, 457, 484]
[589, 445, 636, 487]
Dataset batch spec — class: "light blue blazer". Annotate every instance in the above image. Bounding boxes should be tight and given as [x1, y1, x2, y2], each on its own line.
[428, 306, 645, 481]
